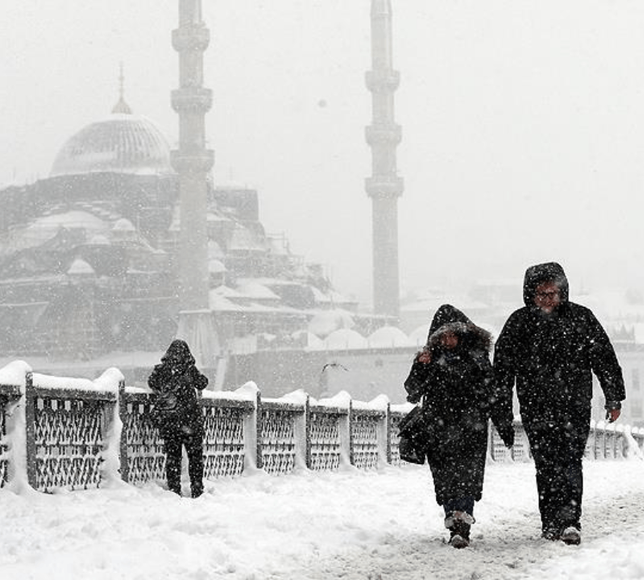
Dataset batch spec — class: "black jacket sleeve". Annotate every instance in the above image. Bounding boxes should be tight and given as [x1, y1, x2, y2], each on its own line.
[584, 308, 626, 404]
[148, 363, 169, 393]
[472, 349, 514, 447]
[186, 365, 209, 391]
[404, 357, 431, 404]
[491, 311, 521, 439]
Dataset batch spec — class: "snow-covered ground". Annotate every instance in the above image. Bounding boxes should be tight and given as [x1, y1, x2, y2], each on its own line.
[1, 458, 643, 580]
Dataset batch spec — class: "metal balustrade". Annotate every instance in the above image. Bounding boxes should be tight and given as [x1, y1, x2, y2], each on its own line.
[0, 361, 642, 494]
[0, 385, 21, 487]
[27, 374, 117, 492]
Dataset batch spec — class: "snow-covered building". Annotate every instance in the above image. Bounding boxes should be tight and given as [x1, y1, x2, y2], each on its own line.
[0, 94, 361, 365]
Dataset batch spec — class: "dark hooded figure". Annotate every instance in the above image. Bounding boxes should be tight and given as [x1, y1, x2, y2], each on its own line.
[404, 304, 514, 548]
[494, 262, 625, 545]
[148, 339, 209, 498]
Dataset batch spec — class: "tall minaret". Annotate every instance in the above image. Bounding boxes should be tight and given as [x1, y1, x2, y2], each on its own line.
[365, 0, 403, 320]
[171, 0, 219, 369]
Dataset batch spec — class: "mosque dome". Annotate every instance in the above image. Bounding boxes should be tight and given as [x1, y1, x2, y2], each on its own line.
[50, 102, 174, 178]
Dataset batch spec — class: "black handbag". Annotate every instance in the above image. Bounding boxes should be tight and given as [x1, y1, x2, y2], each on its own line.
[398, 405, 432, 465]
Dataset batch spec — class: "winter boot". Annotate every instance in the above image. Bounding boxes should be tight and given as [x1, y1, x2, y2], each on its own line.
[560, 526, 581, 545]
[445, 511, 474, 549]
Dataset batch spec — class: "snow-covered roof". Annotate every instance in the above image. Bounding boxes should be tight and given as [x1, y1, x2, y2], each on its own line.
[308, 309, 355, 338]
[235, 281, 281, 301]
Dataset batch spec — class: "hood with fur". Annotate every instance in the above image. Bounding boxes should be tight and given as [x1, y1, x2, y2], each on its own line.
[426, 304, 492, 353]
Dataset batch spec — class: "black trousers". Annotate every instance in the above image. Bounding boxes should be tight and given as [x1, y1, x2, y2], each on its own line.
[524, 417, 590, 532]
[164, 431, 204, 497]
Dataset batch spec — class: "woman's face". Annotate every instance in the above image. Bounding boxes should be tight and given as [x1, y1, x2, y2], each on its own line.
[440, 331, 458, 349]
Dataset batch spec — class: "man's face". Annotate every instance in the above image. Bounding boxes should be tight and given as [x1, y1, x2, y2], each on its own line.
[534, 281, 561, 314]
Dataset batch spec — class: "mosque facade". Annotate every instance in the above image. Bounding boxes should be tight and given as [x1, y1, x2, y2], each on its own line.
[0, 95, 362, 363]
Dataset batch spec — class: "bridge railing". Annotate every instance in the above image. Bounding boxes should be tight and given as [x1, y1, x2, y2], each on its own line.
[0, 360, 642, 493]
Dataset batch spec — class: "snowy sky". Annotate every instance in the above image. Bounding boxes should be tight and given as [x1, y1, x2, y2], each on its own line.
[2, 1, 644, 304]
[1, 459, 644, 579]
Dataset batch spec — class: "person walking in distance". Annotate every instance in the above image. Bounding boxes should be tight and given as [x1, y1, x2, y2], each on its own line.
[148, 339, 209, 498]
[494, 262, 625, 544]
[404, 304, 514, 548]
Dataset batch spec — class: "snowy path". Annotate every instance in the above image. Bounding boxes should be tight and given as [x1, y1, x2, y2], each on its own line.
[1, 459, 643, 579]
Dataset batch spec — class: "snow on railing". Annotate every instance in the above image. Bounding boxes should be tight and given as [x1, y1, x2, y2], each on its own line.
[0, 361, 642, 493]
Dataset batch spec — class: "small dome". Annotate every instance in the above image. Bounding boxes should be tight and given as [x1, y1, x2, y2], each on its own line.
[67, 258, 95, 276]
[367, 326, 413, 348]
[324, 328, 368, 350]
[50, 113, 174, 177]
[113, 218, 136, 232]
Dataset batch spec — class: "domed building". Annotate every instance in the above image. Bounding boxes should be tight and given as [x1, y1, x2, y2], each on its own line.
[0, 93, 358, 364]
[50, 97, 174, 178]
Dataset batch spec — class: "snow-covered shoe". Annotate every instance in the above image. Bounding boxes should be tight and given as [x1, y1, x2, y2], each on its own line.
[445, 511, 473, 549]
[560, 526, 581, 545]
[449, 532, 470, 549]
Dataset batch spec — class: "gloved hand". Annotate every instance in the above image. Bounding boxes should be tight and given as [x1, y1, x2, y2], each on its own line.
[497, 424, 515, 448]
[605, 401, 622, 423]
[416, 349, 431, 364]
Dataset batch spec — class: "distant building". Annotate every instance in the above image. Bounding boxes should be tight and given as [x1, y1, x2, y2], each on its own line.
[0, 97, 359, 363]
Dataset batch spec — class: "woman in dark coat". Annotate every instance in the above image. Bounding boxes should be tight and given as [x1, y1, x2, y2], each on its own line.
[148, 339, 209, 498]
[404, 305, 514, 548]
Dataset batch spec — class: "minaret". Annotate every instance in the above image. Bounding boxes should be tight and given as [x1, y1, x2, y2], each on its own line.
[171, 0, 219, 369]
[112, 63, 132, 114]
[365, 0, 403, 320]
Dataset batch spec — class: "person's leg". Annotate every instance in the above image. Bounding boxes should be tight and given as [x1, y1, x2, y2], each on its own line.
[185, 434, 204, 498]
[443, 496, 475, 520]
[556, 417, 589, 544]
[443, 496, 475, 548]
[164, 436, 183, 496]
[525, 423, 566, 537]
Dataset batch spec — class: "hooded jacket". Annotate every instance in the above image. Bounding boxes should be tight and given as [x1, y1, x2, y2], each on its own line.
[403, 304, 513, 504]
[148, 339, 209, 438]
[493, 262, 625, 426]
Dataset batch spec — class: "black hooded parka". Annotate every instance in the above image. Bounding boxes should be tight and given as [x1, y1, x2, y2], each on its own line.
[404, 305, 513, 507]
[148, 339, 209, 439]
[148, 339, 209, 497]
[493, 262, 625, 533]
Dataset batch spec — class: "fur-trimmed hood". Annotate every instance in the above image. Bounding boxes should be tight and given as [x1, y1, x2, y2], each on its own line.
[426, 304, 492, 354]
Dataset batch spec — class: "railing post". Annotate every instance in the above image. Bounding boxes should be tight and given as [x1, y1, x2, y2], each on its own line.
[255, 389, 263, 471]
[24, 371, 37, 489]
[118, 380, 129, 483]
[385, 402, 392, 465]
[346, 400, 354, 466]
[305, 395, 312, 470]
[292, 396, 309, 471]
[242, 385, 260, 471]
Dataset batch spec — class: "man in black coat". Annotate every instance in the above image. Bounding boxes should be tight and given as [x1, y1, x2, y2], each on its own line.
[494, 262, 625, 544]
[148, 339, 209, 498]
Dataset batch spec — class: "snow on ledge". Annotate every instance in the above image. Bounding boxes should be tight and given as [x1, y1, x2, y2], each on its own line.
[316, 390, 352, 409]
[0, 360, 32, 389]
[201, 381, 258, 402]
